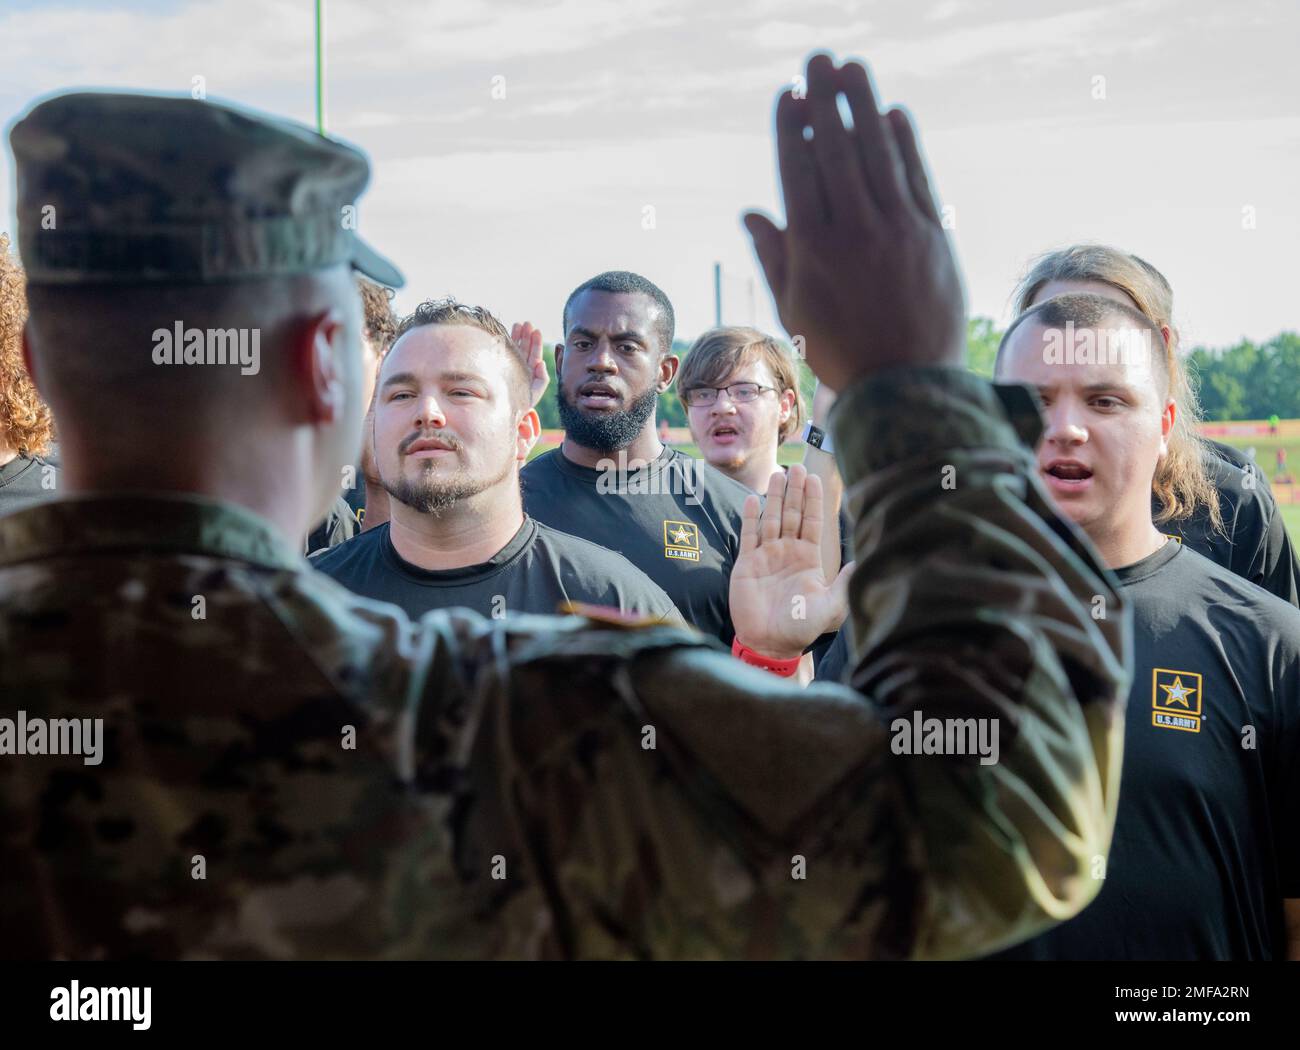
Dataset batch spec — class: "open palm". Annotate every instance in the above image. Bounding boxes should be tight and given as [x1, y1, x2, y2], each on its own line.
[729, 465, 852, 659]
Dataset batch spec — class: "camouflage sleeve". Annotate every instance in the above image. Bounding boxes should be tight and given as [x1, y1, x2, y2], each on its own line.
[413, 368, 1128, 960]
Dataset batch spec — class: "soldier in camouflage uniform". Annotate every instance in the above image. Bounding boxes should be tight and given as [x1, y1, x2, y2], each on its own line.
[0, 55, 1130, 960]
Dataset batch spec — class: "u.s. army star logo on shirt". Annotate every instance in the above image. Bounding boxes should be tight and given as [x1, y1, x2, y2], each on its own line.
[663, 520, 700, 562]
[1152, 667, 1203, 733]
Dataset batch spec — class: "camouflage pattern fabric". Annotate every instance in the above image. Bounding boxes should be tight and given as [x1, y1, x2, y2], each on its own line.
[0, 368, 1129, 960]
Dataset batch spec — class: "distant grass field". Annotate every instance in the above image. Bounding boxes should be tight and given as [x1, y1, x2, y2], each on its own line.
[1208, 426, 1300, 544]
[534, 422, 1300, 543]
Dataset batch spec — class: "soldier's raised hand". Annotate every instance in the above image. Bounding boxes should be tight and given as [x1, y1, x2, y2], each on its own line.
[729, 464, 852, 659]
[744, 53, 966, 392]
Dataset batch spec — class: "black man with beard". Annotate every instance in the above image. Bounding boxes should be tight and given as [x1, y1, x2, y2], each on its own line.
[521, 271, 751, 644]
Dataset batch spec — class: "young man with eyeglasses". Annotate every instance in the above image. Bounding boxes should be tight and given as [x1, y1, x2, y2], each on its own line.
[680, 329, 850, 677]
[679, 327, 802, 495]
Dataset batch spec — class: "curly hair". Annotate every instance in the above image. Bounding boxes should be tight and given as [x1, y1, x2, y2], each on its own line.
[0, 233, 54, 457]
[357, 276, 398, 354]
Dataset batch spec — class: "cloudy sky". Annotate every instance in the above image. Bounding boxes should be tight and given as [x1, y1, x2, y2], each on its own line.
[1, 0, 1296, 350]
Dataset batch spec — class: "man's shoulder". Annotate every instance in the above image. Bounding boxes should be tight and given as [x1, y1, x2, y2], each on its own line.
[1205, 439, 1274, 493]
[1151, 543, 1300, 636]
[1202, 448, 1277, 516]
[521, 448, 561, 477]
[309, 522, 384, 575]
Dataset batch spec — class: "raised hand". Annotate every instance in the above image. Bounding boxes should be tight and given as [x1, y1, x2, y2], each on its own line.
[729, 464, 852, 659]
[744, 53, 966, 392]
[511, 321, 548, 406]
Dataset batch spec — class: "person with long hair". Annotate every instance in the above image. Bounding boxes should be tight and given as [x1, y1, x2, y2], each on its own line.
[988, 292, 1300, 959]
[1013, 244, 1298, 605]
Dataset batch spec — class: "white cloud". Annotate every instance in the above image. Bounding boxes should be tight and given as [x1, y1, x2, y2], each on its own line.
[0, 0, 1296, 347]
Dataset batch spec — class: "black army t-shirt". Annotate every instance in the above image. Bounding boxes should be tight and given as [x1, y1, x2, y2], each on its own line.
[0, 447, 60, 519]
[1161, 445, 1299, 607]
[522, 446, 749, 644]
[310, 515, 682, 624]
[991, 539, 1300, 960]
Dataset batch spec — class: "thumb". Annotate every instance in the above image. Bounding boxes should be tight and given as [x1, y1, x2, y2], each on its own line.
[743, 212, 788, 302]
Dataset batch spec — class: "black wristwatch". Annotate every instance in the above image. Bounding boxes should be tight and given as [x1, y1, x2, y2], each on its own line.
[802, 421, 834, 456]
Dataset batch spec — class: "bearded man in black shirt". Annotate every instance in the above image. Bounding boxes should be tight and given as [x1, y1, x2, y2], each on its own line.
[313, 298, 680, 624]
[522, 271, 752, 644]
[991, 293, 1300, 960]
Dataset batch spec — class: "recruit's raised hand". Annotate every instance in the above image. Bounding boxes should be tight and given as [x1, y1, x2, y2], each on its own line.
[744, 53, 966, 392]
[511, 321, 548, 406]
[729, 464, 852, 659]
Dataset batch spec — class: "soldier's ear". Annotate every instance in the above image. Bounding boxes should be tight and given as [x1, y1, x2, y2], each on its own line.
[293, 308, 347, 425]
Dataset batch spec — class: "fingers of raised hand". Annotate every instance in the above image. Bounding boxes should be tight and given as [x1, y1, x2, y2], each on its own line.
[781, 463, 808, 539]
[740, 493, 762, 556]
[805, 54, 870, 224]
[761, 469, 787, 544]
[837, 60, 908, 218]
[776, 89, 827, 228]
[885, 107, 942, 226]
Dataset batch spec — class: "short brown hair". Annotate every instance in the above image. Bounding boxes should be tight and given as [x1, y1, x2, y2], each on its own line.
[392, 298, 529, 409]
[0, 233, 55, 457]
[1012, 244, 1220, 532]
[678, 327, 803, 442]
[357, 276, 398, 354]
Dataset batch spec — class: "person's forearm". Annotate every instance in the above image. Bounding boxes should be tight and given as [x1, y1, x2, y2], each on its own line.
[822, 366, 1129, 957]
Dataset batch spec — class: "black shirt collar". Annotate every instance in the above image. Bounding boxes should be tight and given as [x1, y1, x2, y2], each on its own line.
[1111, 535, 1183, 586]
[379, 516, 536, 585]
[547, 444, 676, 483]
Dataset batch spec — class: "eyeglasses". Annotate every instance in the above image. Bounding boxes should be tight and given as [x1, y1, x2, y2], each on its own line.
[681, 382, 776, 408]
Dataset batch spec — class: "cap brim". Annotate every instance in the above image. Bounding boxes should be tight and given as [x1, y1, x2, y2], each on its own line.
[351, 236, 405, 289]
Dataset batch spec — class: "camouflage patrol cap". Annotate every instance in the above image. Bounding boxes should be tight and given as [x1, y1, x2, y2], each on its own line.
[8, 90, 404, 288]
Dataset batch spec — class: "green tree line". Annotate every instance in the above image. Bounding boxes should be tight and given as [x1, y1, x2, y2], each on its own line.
[967, 318, 1300, 421]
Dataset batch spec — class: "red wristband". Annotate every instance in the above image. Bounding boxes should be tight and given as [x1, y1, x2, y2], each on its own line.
[731, 637, 802, 677]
